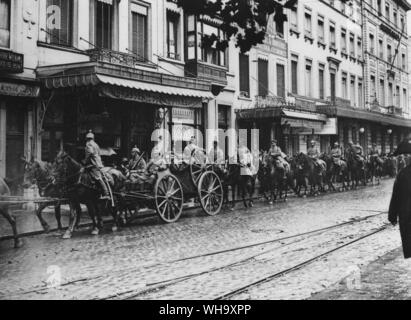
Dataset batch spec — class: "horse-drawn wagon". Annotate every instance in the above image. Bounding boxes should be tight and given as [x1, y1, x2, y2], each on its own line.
[119, 149, 224, 223]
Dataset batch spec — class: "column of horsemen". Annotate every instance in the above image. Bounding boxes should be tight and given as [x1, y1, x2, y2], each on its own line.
[1, 130, 408, 248]
[85, 131, 405, 201]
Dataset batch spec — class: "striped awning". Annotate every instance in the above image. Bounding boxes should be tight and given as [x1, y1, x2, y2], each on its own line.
[41, 73, 214, 99]
[96, 75, 214, 99]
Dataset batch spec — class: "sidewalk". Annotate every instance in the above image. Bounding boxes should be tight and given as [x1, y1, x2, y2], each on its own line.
[311, 247, 411, 300]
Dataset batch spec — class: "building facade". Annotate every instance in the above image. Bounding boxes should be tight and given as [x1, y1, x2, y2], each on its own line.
[232, 0, 411, 157]
[1, 0, 233, 187]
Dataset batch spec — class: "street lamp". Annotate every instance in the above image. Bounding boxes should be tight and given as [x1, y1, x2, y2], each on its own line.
[387, 129, 393, 135]
[359, 127, 365, 134]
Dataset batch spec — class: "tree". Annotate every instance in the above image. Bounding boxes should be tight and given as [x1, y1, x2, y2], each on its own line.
[177, 0, 351, 53]
[176, 0, 298, 53]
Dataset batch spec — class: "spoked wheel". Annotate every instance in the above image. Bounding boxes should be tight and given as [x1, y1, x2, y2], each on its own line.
[190, 149, 208, 186]
[155, 174, 184, 223]
[198, 171, 223, 216]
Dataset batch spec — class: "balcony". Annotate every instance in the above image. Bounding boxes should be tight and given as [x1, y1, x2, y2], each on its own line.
[86, 48, 151, 69]
[387, 105, 403, 116]
[326, 96, 352, 109]
[255, 95, 287, 109]
[185, 60, 228, 91]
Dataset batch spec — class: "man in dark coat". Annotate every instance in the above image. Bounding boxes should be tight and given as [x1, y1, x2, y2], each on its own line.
[389, 139, 411, 259]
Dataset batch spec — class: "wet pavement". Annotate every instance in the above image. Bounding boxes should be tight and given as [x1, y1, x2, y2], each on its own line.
[0, 179, 406, 300]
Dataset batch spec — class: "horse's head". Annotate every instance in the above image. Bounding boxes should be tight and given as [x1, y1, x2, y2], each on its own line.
[55, 150, 82, 182]
[22, 158, 55, 189]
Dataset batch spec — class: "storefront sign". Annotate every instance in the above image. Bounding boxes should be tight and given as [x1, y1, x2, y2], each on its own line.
[317, 118, 338, 135]
[172, 108, 196, 124]
[282, 118, 324, 133]
[0, 82, 40, 97]
[0, 50, 24, 74]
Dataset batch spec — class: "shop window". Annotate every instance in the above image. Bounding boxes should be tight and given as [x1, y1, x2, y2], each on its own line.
[131, 3, 148, 61]
[0, 0, 10, 48]
[46, 0, 73, 46]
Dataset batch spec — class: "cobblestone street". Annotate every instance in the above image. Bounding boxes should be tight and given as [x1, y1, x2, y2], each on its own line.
[0, 179, 405, 300]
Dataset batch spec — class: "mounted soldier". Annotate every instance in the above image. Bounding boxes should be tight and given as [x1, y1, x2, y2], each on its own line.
[307, 140, 324, 171]
[84, 131, 110, 200]
[369, 143, 380, 159]
[268, 139, 289, 178]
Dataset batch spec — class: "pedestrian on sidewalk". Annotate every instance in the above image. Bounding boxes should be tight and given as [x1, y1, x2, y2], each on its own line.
[389, 139, 411, 259]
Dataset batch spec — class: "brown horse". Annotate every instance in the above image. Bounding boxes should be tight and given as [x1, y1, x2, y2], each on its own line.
[262, 154, 289, 203]
[55, 151, 127, 239]
[22, 159, 82, 232]
[295, 153, 326, 197]
[0, 177, 23, 248]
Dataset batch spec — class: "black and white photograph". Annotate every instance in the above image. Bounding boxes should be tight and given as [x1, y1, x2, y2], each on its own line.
[2, 0, 411, 305]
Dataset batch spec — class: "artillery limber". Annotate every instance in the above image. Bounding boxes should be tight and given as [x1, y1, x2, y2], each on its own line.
[118, 149, 224, 224]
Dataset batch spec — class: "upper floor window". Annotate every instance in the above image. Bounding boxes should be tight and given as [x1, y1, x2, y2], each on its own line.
[349, 34, 355, 56]
[46, 0, 73, 46]
[96, 0, 113, 49]
[198, 21, 226, 67]
[304, 10, 312, 36]
[369, 33, 375, 54]
[167, 11, 179, 60]
[239, 53, 250, 97]
[393, 9, 397, 27]
[377, 0, 382, 15]
[341, 29, 347, 52]
[317, 16, 325, 42]
[385, 3, 390, 21]
[378, 38, 383, 59]
[0, 0, 10, 48]
[131, 3, 148, 61]
[290, 5, 298, 30]
[330, 22, 336, 48]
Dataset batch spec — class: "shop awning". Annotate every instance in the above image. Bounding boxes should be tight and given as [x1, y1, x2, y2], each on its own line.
[96, 75, 214, 99]
[282, 109, 327, 122]
[317, 105, 411, 128]
[236, 107, 327, 123]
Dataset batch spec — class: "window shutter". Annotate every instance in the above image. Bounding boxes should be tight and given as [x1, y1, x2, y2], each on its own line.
[276, 64, 285, 98]
[239, 53, 250, 95]
[258, 59, 268, 97]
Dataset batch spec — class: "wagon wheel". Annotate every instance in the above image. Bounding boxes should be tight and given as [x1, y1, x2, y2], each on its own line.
[198, 171, 223, 216]
[155, 174, 184, 223]
[190, 149, 208, 186]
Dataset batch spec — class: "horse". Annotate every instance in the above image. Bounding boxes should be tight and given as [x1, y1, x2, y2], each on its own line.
[220, 162, 241, 210]
[0, 177, 23, 248]
[22, 159, 82, 232]
[347, 152, 367, 189]
[368, 155, 384, 185]
[261, 154, 289, 203]
[55, 150, 127, 239]
[320, 154, 349, 192]
[294, 153, 326, 197]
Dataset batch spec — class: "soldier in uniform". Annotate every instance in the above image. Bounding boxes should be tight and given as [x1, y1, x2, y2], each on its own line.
[307, 140, 322, 168]
[183, 136, 200, 165]
[128, 147, 147, 174]
[84, 131, 110, 200]
[330, 142, 343, 178]
[369, 143, 380, 160]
